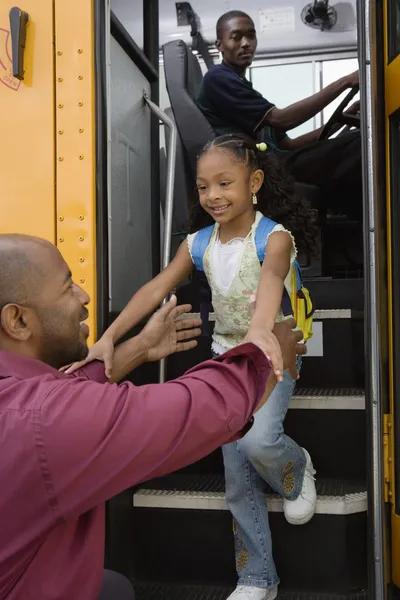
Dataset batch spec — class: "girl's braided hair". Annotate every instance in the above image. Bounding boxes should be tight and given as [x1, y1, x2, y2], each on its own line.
[188, 133, 318, 256]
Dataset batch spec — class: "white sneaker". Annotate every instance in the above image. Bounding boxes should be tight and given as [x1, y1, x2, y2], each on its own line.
[226, 585, 278, 600]
[283, 448, 316, 525]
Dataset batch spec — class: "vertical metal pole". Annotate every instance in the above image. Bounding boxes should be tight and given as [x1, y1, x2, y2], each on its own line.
[143, 0, 161, 280]
[358, 1, 387, 598]
[143, 94, 177, 383]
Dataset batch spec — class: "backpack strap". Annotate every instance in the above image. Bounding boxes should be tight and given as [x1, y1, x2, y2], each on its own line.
[293, 259, 302, 292]
[254, 216, 278, 263]
[191, 225, 215, 272]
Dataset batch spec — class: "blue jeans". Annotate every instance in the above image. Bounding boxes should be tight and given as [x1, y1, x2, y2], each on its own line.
[222, 364, 305, 589]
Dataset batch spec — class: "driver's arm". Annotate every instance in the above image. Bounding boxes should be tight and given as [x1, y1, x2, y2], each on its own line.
[280, 128, 323, 150]
[279, 98, 360, 150]
[262, 71, 358, 132]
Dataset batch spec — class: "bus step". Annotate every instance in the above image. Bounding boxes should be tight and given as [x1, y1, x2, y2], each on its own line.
[292, 387, 365, 409]
[135, 582, 368, 599]
[131, 475, 367, 591]
[176, 390, 366, 481]
[134, 474, 366, 512]
[168, 308, 365, 389]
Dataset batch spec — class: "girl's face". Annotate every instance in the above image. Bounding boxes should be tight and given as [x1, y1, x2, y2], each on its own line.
[196, 148, 263, 225]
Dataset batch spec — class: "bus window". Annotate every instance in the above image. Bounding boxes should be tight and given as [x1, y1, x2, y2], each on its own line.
[322, 56, 360, 124]
[251, 60, 316, 137]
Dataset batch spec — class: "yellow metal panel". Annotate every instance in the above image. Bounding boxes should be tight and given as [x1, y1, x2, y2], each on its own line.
[386, 55, 400, 116]
[0, 1, 55, 241]
[55, 0, 97, 344]
[384, 0, 400, 587]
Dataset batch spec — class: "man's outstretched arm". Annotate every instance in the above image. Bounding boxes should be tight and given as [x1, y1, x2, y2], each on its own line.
[262, 71, 359, 132]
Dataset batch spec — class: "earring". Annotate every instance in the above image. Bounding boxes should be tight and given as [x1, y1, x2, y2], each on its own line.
[252, 193, 257, 205]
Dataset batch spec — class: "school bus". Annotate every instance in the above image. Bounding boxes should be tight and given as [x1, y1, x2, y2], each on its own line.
[0, 0, 399, 598]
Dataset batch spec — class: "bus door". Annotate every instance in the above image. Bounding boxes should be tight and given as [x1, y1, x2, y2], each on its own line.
[385, 0, 400, 594]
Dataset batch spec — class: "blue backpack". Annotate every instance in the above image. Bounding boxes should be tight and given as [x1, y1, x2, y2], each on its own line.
[191, 216, 314, 340]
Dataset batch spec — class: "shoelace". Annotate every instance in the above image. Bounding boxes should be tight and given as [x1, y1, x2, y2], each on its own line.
[299, 465, 316, 499]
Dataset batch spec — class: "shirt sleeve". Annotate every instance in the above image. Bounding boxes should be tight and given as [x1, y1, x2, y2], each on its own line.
[38, 343, 270, 519]
[203, 69, 275, 136]
[267, 224, 297, 263]
[186, 233, 197, 264]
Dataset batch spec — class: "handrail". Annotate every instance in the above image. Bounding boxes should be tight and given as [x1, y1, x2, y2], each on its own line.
[357, 1, 387, 598]
[143, 91, 177, 383]
[111, 12, 158, 83]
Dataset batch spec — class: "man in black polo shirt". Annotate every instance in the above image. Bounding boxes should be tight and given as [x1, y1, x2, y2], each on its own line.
[197, 10, 362, 220]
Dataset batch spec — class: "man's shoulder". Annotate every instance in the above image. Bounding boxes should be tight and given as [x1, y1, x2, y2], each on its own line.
[204, 63, 240, 84]
[0, 363, 107, 413]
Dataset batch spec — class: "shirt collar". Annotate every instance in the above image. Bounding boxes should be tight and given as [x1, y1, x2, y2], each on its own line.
[0, 349, 62, 380]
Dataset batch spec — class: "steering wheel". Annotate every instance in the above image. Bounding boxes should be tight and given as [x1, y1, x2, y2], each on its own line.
[318, 85, 360, 141]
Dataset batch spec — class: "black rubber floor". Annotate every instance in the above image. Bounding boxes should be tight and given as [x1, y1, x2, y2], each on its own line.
[134, 582, 368, 599]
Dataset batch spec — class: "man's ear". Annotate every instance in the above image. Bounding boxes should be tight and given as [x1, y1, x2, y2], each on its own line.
[251, 169, 265, 195]
[215, 38, 223, 53]
[0, 304, 33, 341]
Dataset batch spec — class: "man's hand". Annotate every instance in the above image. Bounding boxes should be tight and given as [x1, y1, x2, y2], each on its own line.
[245, 319, 305, 380]
[345, 70, 359, 88]
[344, 99, 360, 116]
[138, 295, 202, 362]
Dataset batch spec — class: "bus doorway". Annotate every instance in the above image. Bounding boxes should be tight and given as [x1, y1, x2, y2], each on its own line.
[0, 0, 396, 598]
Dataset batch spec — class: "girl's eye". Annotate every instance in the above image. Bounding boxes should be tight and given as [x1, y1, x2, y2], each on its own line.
[220, 181, 230, 187]
[197, 185, 207, 192]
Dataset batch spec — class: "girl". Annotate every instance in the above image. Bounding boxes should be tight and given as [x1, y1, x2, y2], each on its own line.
[65, 134, 317, 600]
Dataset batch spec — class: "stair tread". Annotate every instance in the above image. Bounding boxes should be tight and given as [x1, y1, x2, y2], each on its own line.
[137, 474, 365, 497]
[135, 582, 368, 599]
[294, 388, 364, 398]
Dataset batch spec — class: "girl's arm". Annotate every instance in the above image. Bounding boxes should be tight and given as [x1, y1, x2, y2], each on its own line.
[247, 231, 293, 381]
[63, 241, 194, 376]
[105, 241, 194, 344]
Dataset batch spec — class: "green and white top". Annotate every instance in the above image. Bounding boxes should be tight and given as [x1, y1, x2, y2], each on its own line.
[187, 211, 297, 355]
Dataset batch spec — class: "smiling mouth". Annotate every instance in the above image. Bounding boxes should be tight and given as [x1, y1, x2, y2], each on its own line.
[209, 204, 230, 214]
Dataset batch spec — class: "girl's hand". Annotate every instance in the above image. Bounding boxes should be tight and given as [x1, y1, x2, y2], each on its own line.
[248, 327, 284, 382]
[60, 335, 115, 379]
[246, 294, 284, 381]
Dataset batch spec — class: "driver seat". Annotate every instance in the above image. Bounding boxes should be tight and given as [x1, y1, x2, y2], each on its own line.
[162, 39, 322, 276]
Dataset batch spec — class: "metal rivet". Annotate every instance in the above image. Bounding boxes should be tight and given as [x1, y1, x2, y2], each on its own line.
[78, 102, 83, 107]
[79, 215, 84, 220]
[78, 48, 83, 54]
[79, 154, 84, 160]
[79, 257, 84, 263]
[58, 157, 64, 162]
[58, 129, 64, 135]
[80, 278, 85, 284]
[58, 216, 64, 221]
[59, 237, 64, 242]
[78, 75, 83, 80]
[57, 50, 63, 56]
[79, 236, 84, 241]
[58, 104, 64, 109]
[57, 77, 63, 82]
[79, 128, 84, 133]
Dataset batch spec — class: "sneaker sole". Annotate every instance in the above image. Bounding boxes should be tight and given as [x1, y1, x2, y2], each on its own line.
[284, 504, 316, 526]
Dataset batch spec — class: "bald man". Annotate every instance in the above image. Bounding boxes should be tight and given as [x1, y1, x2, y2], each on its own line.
[0, 234, 304, 600]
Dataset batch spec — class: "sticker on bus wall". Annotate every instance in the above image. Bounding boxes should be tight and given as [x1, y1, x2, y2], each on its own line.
[0, 28, 20, 91]
[259, 7, 295, 34]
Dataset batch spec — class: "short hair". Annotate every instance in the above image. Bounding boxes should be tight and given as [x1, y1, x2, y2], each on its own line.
[0, 235, 46, 311]
[216, 10, 254, 39]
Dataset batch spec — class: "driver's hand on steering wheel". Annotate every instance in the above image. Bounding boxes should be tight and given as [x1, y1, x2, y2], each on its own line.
[345, 70, 359, 88]
[345, 100, 360, 116]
